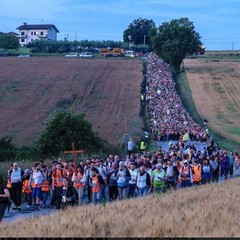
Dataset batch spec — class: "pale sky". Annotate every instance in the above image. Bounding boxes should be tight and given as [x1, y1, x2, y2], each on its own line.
[1, 0, 240, 50]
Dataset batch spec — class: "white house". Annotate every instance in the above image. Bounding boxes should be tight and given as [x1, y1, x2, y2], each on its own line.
[16, 22, 59, 46]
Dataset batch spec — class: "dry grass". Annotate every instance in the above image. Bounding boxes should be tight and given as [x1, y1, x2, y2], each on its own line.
[1, 178, 240, 237]
[184, 58, 240, 148]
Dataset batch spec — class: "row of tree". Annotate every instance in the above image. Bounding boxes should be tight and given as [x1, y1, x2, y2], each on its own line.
[25, 39, 151, 54]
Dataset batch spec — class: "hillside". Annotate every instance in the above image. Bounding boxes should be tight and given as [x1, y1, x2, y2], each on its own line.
[1, 178, 240, 237]
[0, 57, 143, 146]
[184, 57, 240, 149]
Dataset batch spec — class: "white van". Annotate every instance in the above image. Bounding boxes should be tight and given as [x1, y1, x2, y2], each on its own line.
[125, 50, 135, 58]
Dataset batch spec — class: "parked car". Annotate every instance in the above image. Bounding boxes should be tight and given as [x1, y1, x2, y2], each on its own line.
[65, 52, 78, 58]
[17, 54, 30, 58]
[124, 50, 136, 58]
[79, 52, 93, 58]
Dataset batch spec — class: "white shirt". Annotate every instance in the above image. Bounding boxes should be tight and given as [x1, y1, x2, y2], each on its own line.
[129, 169, 138, 184]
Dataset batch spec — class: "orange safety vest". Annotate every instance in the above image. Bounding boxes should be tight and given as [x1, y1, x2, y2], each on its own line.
[7, 178, 12, 188]
[53, 169, 65, 187]
[66, 169, 73, 182]
[42, 179, 50, 192]
[73, 172, 84, 189]
[92, 175, 101, 193]
[22, 179, 32, 193]
[192, 165, 202, 182]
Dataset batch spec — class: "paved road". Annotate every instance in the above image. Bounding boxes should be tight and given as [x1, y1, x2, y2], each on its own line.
[3, 203, 55, 223]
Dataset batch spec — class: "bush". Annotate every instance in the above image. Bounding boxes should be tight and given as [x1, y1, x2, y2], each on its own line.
[36, 111, 106, 158]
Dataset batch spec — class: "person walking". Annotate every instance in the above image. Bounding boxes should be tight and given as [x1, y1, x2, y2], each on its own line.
[210, 156, 221, 183]
[9, 162, 24, 210]
[127, 138, 135, 157]
[61, 178, 75, 210]
[192, 160, 202, 186]
[136, 166, 151, 197]
[116, 161, 131, 200]
[202, 160, 212, 184]
[151, 163, 167, 194]
[89, 167, 104, 204]
[0, 175, 10, 222]
[179, 160, 193, 188]
[128, 162, 138, 198]
[228, 151, 235, 178]
[22, 169, 32, 207]
[52, 162, 67, 209]
[108, 162, 118, 201]
[72, 165, 86, 206]
[165, 159, 179, 190]
[221, 152, 230, 180]
[41, 165, 51, 207]
[29, 162, 46, 211]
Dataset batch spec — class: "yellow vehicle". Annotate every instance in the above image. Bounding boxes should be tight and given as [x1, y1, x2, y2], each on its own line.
[100, 48, 125, 57]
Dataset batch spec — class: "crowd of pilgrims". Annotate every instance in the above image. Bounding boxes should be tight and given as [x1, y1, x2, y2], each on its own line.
[145, 52, 208, 141]
[0, 52, 238, 220]
[0, 139, 239, 220]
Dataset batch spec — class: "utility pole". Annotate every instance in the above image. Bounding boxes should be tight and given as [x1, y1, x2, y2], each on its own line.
[232, 42, 234, 50]
[144, 35, 146, 45]
[128, 35, 132, 50]
[75, 31, 77, 41]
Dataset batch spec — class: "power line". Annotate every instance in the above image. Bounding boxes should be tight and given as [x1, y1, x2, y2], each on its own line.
[59, 30, 122, 39]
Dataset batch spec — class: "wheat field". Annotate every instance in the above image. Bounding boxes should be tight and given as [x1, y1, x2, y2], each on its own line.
[1, 178, 240, 238]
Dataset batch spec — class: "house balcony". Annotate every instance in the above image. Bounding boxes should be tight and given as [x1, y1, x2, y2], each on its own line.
[38, 34, 48, 38]
[18, 35, 27, 38]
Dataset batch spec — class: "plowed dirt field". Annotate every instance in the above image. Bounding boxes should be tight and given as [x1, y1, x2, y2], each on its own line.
[184, 58, 240, 146]
[0, 57, 143, 146]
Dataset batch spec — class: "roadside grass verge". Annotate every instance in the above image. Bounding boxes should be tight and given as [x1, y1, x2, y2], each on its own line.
[175, 70, 239, 152]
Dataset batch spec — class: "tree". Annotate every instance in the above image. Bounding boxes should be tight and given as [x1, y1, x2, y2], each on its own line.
[0, 136, 16, 161]
[0, 33, 20, 54]
[36, 112, 105, 157]
[150, 17, 202, 73]
[123, 18, 156, 45]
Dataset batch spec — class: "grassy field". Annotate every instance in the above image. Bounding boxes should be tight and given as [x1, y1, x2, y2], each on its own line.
[1, 178, 240, 237]
[0, 57, 143, 148]
[180, 54, 240, 152]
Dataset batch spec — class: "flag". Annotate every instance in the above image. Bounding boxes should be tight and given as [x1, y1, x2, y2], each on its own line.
[182, 132, 190, 141]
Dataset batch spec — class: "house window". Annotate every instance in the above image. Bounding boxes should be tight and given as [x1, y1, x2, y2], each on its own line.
[21, 39, 25, 42]
[40, 32, 44, 36]
[21, 32, 25, 36]
[34, 32, 37, 35]
[31, 32, 33, 35]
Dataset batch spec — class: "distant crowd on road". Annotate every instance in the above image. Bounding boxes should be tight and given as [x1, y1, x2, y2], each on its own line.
[1, 139, 240, 221]
[145, 52, 208, 142]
